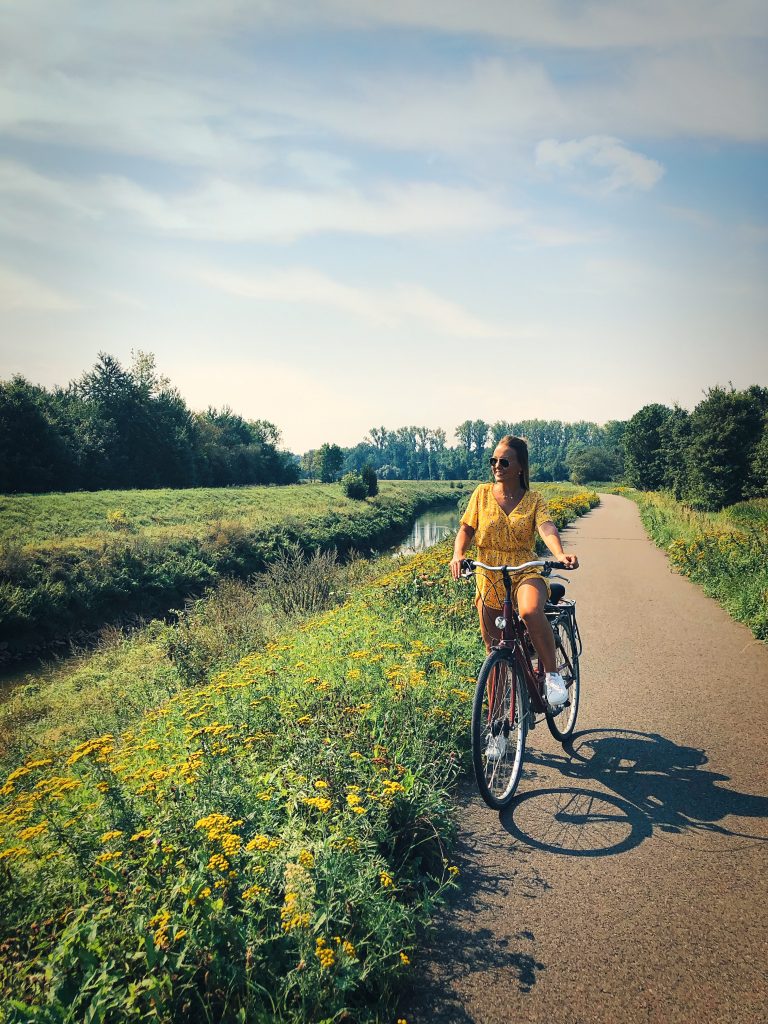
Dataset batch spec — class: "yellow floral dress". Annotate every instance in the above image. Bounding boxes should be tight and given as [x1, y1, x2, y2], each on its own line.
[460, 485, 554, 609]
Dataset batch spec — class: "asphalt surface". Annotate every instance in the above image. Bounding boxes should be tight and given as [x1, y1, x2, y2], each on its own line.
[401, 493, 768, 1024]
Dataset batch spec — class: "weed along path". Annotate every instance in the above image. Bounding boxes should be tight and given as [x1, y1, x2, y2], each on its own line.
[402, 493, 768, 1024]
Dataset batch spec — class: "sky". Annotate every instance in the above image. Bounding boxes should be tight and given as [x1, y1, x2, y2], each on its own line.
[0, 1, 766, 453]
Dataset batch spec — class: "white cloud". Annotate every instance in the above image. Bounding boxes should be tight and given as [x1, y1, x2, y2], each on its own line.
[315, 0, 768, 47]
[535, 136, 665, 193]
[103, 177, 523, 241]
[0, 265, 80, 311]
[196, 266, 509, 339]
[0, 158, 525, 243]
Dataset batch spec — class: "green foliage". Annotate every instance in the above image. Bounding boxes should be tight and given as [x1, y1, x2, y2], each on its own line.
[341, 472, 368, 500]
[360, 464, 378, 497]
[0, 483, 459, 658]
[657, 406, 691, 500]
[0, 353, 298, 494]
[683, 385, 768, 510]
[566, 446, 620, 484]
[0, 493, 599, 1021]
[0, 376, 74, 493]
[746, 418, 768, 497]
[623, 403, 672, 490]
[611, 487, 768, 640]
[347, 419, 623, 484]
[318, 443, 344, 483]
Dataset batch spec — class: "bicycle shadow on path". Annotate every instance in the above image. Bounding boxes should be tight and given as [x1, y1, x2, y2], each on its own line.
[398, 782, 551, 1022]
[501, 728, 768, 856]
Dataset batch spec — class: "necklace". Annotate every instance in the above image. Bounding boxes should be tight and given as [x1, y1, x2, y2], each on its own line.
[497, 484, 523, 501]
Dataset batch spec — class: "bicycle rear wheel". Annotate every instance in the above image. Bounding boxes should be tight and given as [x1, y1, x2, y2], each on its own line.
[471, 651, 528, 809]
[546, 613, 580, 742]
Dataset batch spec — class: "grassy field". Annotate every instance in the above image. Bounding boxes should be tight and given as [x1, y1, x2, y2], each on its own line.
[609, 486, 768, 640]
[0, 488, 599, 1022]
[0, 481, 471, 549]
[0, 482, 465, 658]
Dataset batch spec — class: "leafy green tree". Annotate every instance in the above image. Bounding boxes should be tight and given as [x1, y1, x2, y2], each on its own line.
[658, 406, 691, 500]
[684, 385, 768, 510]
[0, 377, 72, 492]
[300, 449, 320, 481]
[567, 446, 620, 484]
[318, 443, 344, 483]
[602, 420, 627, 476]
[623, 404, 672, 490]
[360, 464, 378, 497]
[746, 416, 768, 497]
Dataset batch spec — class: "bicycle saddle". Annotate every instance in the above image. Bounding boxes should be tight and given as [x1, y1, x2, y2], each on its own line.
[547, 583, 566, 605]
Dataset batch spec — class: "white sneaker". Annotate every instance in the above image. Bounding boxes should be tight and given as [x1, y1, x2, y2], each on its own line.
[485, 733, 507, 760]
[545, 672, 568, 706]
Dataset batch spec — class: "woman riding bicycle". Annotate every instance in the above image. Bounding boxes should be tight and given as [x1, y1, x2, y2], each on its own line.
[450, 434, 578, 707]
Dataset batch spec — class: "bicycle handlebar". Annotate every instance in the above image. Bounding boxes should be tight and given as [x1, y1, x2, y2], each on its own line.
[460, 558, 575, 575]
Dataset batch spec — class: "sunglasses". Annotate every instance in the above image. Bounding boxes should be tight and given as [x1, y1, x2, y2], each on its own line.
[489, 457, 510, 468]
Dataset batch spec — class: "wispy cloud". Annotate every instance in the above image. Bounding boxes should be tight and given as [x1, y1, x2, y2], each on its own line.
[197, 266, 509, 339]
[0, 265, 80, 311]
[535, 136, 665, 193]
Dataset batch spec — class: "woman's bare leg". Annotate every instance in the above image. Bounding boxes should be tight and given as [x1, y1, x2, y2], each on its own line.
[517, 579, 557, 673]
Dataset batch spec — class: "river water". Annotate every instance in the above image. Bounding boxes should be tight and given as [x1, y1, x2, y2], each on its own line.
[394, 505, 461, 556]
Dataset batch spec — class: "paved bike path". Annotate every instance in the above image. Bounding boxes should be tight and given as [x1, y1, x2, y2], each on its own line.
[401, 493, 768, 1024]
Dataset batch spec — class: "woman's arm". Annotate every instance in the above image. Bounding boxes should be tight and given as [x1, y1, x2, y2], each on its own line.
[538, 521, 579, 568]
[450, 523, 476, 580]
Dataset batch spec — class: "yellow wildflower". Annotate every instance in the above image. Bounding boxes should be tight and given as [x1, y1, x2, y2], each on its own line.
[315, 937, 335, 969]
[17, 823, 47, 841]
[303, 796, 332, 813]
[100, 830, 124, 844]
[95, 851, 123, 864]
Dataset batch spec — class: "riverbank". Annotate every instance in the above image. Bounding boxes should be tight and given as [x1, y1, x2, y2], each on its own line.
[1, 481, 464, 662]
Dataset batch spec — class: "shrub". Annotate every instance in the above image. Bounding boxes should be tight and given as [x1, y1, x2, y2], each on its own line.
[259, 542, 344, 618]
[341, 472, 368, 500]
[360, 464, 379, 497]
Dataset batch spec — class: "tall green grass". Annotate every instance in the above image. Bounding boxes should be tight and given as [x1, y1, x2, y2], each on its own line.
[610, 487, 768, 640]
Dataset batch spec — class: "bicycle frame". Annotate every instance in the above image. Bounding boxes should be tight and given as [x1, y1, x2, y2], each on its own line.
[491, 566, 549, 717]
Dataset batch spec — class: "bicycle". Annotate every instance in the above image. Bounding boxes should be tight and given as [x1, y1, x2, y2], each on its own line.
[460, 558, 582, 810]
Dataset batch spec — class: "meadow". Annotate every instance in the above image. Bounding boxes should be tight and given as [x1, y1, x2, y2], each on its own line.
[0, 481, 464, 658]
[0, 482, 467, 549]
[611, 487, 768, 640]
[0, 488, 600, 1022]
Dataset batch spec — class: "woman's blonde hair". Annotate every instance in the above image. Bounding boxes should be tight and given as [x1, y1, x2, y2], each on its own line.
[495, 435, 530, 490]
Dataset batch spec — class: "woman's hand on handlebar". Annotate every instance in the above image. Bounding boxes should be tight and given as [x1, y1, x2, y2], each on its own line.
[559, 553, 579, 569]
[450, 555, 466, 580]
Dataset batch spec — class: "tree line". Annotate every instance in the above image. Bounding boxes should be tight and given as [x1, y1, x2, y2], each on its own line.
[0, 352, 298, 493]
[3, 352, 765, 514]
[301, 419, 626, 485]
[622, 385, 768, 510]
[303, 386, 767, 513]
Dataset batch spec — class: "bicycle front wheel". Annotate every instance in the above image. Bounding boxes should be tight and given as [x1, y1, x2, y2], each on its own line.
[546, 614, 580, 742]
[471, 651, 528, 810]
